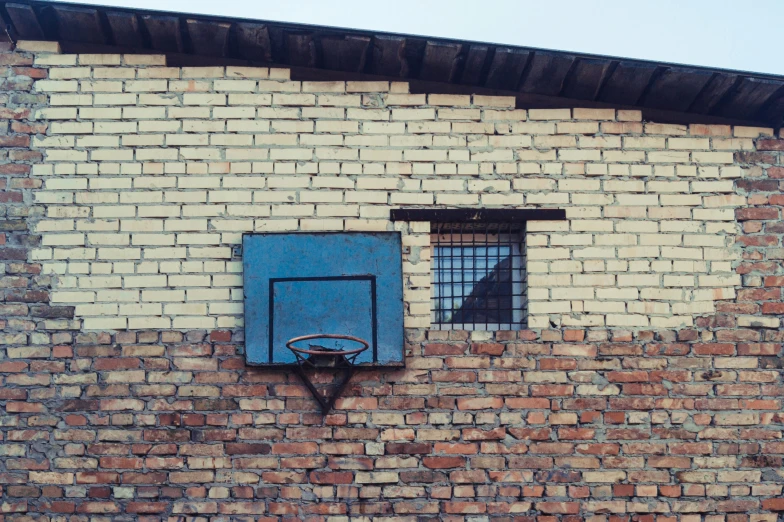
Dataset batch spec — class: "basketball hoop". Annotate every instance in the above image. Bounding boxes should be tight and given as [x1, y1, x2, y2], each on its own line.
[286, 334, 369, 414]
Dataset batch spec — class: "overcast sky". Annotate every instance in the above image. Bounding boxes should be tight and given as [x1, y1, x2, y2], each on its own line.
[60, 0, 783, 76]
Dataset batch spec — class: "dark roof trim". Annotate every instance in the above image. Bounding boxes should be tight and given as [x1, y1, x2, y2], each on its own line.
[390, 208, 567, 223]
[2, 0, 783, 127]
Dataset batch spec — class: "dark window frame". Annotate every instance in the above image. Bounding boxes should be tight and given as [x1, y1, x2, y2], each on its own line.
[391, 207, 567, 331]
[431, 222, 526, 330]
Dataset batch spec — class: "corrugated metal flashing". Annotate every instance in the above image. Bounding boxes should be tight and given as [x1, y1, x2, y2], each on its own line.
[2, 0, 782, 127]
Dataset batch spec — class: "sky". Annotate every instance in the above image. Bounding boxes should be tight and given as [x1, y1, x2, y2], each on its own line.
[56, 0, 784, 76]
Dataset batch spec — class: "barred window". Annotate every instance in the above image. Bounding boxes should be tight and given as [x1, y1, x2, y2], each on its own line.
[430, 222, 526, 330]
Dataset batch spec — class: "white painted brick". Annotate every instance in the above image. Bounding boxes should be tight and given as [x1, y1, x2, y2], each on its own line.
[27, 63, 754, 330]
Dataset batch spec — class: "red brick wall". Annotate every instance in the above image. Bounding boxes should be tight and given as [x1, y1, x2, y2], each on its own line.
[2, 44, 784, 520]
[4, 324, 784, 519]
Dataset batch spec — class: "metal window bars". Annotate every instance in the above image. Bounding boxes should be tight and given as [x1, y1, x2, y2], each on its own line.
[430, 222, 526, 331]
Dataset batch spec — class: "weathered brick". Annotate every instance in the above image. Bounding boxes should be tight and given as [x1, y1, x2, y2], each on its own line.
[0, 49, 781, 518]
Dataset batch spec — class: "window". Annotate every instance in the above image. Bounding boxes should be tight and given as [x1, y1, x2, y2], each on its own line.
[390, 208, 566, 332]
[430, 222, 526, 330]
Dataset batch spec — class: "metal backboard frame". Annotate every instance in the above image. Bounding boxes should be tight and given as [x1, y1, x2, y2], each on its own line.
[242, 231, 405, 367]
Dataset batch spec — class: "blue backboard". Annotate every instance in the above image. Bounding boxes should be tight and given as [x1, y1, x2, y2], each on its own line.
[243, 232, 405, 366]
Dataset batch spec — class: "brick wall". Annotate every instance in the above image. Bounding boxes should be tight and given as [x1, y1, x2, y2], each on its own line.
[25, 50, 772, 332]
[1, 42, 784, 520]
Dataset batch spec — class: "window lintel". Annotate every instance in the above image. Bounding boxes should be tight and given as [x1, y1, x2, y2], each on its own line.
[390, 208, 566, 223]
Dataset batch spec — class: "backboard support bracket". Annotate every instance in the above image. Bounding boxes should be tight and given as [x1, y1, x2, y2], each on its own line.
[293, 365, 357, 414]
[286, 334, 370, 415]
